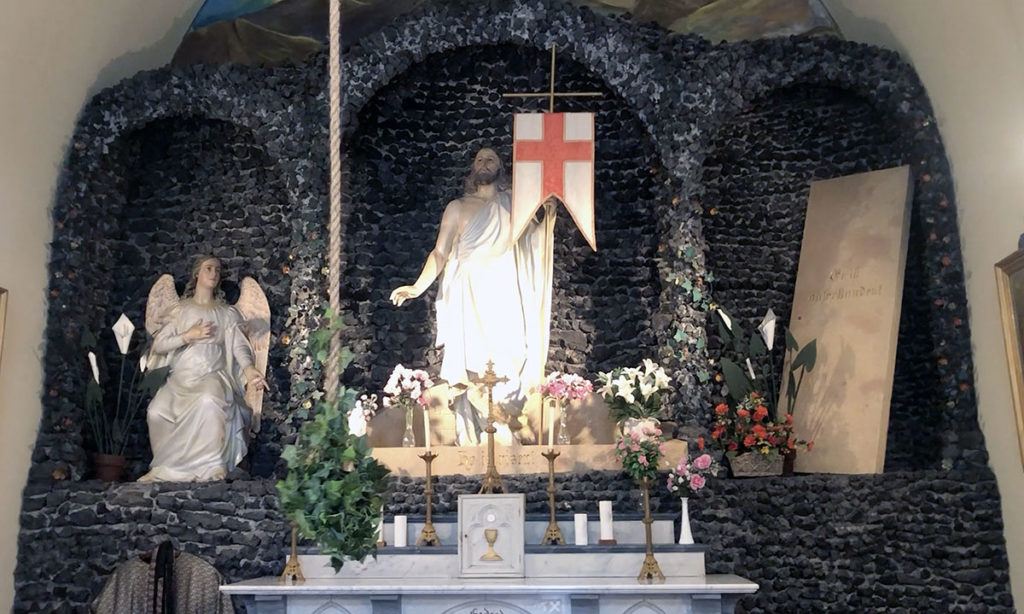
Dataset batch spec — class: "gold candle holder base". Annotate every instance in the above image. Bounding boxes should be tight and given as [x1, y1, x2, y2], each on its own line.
[417, 451, 442, 547]
[280, 522, 305, 584]
[637, 478, 665, 584]
[540, 449, 565, 546]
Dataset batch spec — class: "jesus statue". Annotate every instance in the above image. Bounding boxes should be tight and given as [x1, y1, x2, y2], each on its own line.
[390, 147, 556, 445]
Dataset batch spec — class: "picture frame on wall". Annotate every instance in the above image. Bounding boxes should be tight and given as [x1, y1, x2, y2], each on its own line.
[995, 249, 1024, 469]
[0, 287, 6, 372]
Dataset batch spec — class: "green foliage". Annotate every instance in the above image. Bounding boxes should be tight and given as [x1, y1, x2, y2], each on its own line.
[276, 311, 389, 572]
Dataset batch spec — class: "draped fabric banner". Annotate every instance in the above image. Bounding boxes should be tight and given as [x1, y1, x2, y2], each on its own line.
[511, 112, 597, 251]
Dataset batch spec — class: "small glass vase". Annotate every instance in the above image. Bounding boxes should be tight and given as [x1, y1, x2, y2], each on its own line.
[401, 405, 416, 447]
[678, 496, 694, 545]
[556, 398, 570, 445]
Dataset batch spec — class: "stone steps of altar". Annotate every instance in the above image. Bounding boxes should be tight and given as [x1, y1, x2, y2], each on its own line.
[296, 513, 706, 581]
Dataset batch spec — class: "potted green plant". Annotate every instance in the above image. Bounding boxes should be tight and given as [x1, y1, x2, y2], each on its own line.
[276, 310, 390, 572]
[82, 314, 169, 481]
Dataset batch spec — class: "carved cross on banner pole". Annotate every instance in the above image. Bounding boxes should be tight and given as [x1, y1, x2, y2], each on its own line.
[503, 45, 601, 251]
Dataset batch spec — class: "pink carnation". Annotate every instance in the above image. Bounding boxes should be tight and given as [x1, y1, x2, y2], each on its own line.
[638, 454, 648, 466]
[689, 474, 706, 490]
[693, 454, 712, 470]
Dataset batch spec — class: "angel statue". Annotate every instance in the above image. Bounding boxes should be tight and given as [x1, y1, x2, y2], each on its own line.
[138, 255, 271, 482]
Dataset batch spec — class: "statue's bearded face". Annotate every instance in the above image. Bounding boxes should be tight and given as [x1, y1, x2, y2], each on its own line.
[470, 148, 501, 187]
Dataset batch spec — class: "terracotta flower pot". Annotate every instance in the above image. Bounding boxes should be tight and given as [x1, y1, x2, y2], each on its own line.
[93, 453, 126, 482]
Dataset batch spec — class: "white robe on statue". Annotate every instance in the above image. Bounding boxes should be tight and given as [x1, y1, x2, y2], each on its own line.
[139, 299, 253, 482]
[436, 191, 555, 444]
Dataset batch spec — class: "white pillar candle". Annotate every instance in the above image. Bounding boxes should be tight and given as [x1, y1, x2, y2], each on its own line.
[377, 514, 385, 544]
[423, 408, 431, 452]
[599, 500, 614, 542]
[574, 513, 588, 546]
[393, 515, 408, 547]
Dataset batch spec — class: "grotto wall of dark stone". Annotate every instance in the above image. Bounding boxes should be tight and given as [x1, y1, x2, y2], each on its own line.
[15, 0, 1008, 612]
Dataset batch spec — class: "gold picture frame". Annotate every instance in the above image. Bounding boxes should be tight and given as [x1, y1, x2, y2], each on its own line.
[0, 287, 6, 372]
[995, 249, 1024, 469]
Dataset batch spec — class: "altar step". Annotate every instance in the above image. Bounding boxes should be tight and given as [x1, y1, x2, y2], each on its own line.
[297, 513, 706, 580]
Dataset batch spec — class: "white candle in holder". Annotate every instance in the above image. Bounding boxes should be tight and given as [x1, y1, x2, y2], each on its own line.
[547, 408, 555, 450]
[574, 513, 588, 546]
[599, 500, 614, 542]
[393, 515, 408, 547]
[423, 408, 431, 452]
[377, 514, 385, 544]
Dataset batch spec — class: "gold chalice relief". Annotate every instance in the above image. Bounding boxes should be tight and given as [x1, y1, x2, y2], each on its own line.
[480, 528, 503, 561]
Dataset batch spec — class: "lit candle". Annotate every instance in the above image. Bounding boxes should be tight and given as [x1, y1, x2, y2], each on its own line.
[574, 513, 589, 546]
[599, 500, 614, 542]
[393, 515, 408, 547]
[423, 408, 431, 452]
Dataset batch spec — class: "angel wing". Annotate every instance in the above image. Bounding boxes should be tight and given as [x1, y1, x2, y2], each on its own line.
[146, 274, 180, 338]
[236, 276, 271, 435]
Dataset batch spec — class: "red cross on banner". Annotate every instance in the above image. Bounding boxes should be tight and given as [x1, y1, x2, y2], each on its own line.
[511, 112, 596, 251]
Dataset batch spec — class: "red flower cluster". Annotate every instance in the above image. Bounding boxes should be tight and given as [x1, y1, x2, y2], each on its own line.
[710, 391, 812, 457]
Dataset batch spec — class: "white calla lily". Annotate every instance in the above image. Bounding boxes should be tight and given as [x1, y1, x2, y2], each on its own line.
[757, 308, 777, 352]
[111, 313, 135, 355]
[717, 309, 732, 331]
[87, 351, 100, 384]
[745, 358, 756, 380]
[139, 353, 149, 374]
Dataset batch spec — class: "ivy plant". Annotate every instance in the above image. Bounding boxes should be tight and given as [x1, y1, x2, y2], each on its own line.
[276, 310, 389, 571]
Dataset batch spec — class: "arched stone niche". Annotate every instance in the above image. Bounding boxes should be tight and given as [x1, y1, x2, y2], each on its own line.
[18, 2, 1003, 612]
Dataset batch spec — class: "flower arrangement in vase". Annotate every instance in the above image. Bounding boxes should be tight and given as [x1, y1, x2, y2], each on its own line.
[614, 421, 665, 482]
[382, 364, 434, 447]
[597, 359, 672, 429]
[711, 391, 812, 476]
[666, 438, 720, 544]
[539, 371, 593, 445]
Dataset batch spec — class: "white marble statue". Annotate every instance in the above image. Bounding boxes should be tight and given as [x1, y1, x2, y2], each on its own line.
[139, 255, 270, 482]
[390, 147, 556, 444]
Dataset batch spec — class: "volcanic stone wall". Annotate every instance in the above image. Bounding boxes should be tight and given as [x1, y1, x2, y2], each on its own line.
[15, 0, 1007, 612]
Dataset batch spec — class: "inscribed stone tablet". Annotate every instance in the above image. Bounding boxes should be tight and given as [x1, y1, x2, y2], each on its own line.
[784, 166, 912, 474]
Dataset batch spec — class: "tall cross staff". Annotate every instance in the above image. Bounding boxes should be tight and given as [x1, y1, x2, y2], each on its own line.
[502, 45, 602, 112]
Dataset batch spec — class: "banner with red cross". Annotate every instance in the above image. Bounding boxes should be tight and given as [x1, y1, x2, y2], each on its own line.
[511, 112, 596, 251]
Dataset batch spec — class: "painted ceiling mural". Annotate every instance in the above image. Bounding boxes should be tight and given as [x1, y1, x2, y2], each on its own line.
[172, 0, 840, 67]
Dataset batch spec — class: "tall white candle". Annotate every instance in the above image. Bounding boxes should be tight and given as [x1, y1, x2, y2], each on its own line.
[599, 500, 614, 541]
[393, 515, 408, 547]
[574, 513, 589, 546]
[377, 514, 385, 544]
[423, 408, 431, 452]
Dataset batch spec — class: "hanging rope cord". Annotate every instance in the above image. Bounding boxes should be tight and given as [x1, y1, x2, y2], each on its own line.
[326, 0, 342, 401]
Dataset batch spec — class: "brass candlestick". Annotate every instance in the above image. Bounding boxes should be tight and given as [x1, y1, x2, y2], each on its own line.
[417, 451, 441, 546]
[477, 361, 508, 494]
[637, 478, 665, 584]
[540, 449, 565, 545]
[279, 521, 305, 584]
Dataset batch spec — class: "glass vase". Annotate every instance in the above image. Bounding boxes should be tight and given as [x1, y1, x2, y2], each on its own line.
[556, 398, 570, 445]
[401, 405, 416, 447]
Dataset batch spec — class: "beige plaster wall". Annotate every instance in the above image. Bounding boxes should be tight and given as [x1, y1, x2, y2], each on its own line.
[0, 1, 202, 610]
[823, 0, 1024, 605]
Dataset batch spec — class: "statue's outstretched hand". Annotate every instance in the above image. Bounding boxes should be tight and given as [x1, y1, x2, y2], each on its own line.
[390, 285, 421, 307]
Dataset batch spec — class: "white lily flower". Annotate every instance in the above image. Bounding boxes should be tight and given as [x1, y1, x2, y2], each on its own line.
[638, 377, 658, 400]
[614, 375, 636, 404]
[642, 358, 657, 376]
[597, 374, 614, 398]
[347, 406, 367, 437]
[653, 366, 671, 390]
[111, 313, 135, 355]
[745, 358, 756, 380]
[757, 308, 777, 351]
[87, 351, 100, 384]
[717, 309, 732, 331]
